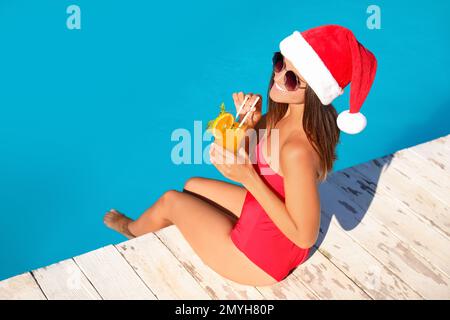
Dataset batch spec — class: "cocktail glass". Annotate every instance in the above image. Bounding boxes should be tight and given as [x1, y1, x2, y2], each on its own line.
[213, 122, 249, 155]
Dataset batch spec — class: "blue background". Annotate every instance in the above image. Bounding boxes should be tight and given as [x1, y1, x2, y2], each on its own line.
[0, 0, 449, 280]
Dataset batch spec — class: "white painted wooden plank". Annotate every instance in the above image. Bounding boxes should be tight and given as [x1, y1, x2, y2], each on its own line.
[409, 136, 450, 171]
[157, 226, 321, 300]
[0, 273, 46, 300]
[255, 274, 319, 300]
[438, 134, 450, 148]
[350, 156, 450, 237]
[348, 155, 450, 239]
[329, 167, 450, 278]
[394, 148, 450, 207]
[74, 245, 156, 300]
[317, 183, 422, 299]
[32, 259, 101, 300]
[294, 250, 371, 300]
[428, 134, 450, 151]
[117, 232, 210, 300]
[320, 181, 450, 299]
[155, 226, 264, 299]
[315, 220, 421, 299]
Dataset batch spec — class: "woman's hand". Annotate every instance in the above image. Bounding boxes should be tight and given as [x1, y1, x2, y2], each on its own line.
[209, 142, 256, 185]
[232, 92, 262, 128]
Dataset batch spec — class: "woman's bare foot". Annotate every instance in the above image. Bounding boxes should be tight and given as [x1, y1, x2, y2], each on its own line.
[103, 209, 135, 239]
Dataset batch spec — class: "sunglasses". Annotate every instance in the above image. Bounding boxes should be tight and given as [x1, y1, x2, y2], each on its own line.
[272, 52, 307, 91]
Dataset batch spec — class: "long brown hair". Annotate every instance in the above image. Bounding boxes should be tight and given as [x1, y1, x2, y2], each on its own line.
[265, 72, 340, 182]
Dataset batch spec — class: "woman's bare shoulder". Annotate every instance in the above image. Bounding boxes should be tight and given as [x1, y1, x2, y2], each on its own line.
[280, 132, 320, 173]
[281, 134, 311, 159]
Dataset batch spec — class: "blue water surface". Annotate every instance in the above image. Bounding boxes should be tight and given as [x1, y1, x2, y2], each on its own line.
[0, 0, 449, 280]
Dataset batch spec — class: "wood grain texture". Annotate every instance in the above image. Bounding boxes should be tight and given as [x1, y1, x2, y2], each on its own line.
[293, 250, 371, 300]
[155, 226, 264, 300]
[329, 167, 450, 279]
[74, 245, 156, 300]
[255, 274, 319, 300]
[318, 182, 422, 299]
[394, 148, 450, 207]
[116, 232, 210, 300]
[32, 259, 101, 300]
[0, 273, 46, 300]
[409, 135, 450, 172]
[347, 153, 450, 239]
[320, 180, 450, 299]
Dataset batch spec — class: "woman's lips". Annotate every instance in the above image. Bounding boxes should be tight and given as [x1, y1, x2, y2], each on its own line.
[274, 82, 288, 92]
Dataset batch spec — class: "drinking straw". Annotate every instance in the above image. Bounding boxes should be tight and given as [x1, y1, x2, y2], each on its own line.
[238, 96, 260, 128]
[235, 95, 250, 120]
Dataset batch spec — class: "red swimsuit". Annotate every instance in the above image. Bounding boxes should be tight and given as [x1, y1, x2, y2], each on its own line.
[230, 134, 310, 282]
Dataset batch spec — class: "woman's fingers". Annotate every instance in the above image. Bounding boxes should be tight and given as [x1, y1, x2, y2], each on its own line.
[209, 143, 224, 164]
[232, 92, 239, 109]
[244, 95, 261, 124]
[238, 93, 246, 113]
[252, 94, 262, 110]
[232, 92, 263, 122]
[232, 92, 244, 114]
[210, 143, 237, 165]
[236, 93, 252, 116]
[242, 93, 253, 114]
[214, 143, 231, 164]
[248, 95, 257, 111]
[233, 92, 245, 114]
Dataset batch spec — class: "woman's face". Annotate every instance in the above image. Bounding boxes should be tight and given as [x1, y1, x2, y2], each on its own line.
[269, 56, 307, 104]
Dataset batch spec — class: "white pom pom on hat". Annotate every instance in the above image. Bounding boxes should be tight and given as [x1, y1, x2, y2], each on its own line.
[279, 25, 377, 135]
[336, 110, 367, 135]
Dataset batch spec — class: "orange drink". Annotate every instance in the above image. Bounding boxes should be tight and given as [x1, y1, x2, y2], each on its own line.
[207, 103, 248, 154]
[214, 122, 248, 154]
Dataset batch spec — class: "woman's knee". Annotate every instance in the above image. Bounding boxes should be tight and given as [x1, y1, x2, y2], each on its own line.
[155, 189, 181, 220]
[160, 189, 181, 206]
[183, 176, 204, 192]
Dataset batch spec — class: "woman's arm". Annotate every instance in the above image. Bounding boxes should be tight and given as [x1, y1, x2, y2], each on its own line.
[242, 139, 320, 249]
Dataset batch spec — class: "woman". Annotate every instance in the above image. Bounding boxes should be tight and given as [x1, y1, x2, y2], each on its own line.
[104, 25, 377, 286]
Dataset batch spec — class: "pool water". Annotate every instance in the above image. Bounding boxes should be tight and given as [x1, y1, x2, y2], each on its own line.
[1, 0, 449, 280]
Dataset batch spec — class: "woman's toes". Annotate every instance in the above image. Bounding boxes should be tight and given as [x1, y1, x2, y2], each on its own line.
[110, 209, 124, 215]
[103, 211, 117, 225]
[103, 210, 134, 239]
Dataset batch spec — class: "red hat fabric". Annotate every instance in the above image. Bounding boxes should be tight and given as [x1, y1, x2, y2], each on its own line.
[279, 25, 377, 134]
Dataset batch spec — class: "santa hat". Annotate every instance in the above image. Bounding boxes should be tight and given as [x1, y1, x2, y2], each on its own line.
[279, 25, 377, 134]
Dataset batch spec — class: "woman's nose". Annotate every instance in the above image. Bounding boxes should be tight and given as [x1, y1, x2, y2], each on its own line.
[273, 70, 285, 83]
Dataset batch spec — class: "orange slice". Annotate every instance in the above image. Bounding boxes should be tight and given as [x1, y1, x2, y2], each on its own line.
[209, 112, 235, 137]
[207, 103, 248, 154]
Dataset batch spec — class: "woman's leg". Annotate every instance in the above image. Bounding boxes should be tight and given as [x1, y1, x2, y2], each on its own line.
[183, 177, 247, 219]
[105, 190, 276, 286]
[104, 177, 247, 237]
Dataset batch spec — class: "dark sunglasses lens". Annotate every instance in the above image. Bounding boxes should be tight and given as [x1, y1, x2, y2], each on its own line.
[285, 71, 298, 91]
[272, 53, 283, 73]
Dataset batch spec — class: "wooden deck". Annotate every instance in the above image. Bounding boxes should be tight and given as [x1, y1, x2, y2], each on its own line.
[1, 134, 450, 300]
